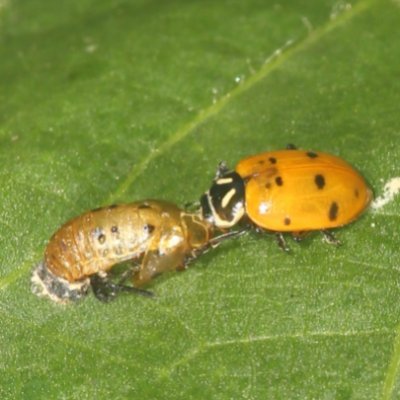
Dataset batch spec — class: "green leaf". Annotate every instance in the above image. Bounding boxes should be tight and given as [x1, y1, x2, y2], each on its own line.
[1, 0, 399, 398]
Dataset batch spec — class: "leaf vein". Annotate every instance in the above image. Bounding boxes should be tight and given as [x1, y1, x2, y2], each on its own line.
[105, 0, 376, 203]
[161, 327, 390, 379]
[381, 324, 400, 400]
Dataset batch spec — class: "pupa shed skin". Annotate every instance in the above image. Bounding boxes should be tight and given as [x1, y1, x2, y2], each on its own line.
[32, 200, 232, 303]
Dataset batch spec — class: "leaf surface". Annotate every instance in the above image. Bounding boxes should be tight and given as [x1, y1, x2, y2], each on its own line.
[1, 0, 400, 399]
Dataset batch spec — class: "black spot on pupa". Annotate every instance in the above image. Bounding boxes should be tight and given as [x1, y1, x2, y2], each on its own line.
[92, 227, 105, 242]
[284, 217, 291, 226]
[138, 203, 151, 209]
[329, 202, 339, 221]
[306, 151, 318, 159]
[354, 188, 359, 198]
[98, 234, 106, 244]
[258, 160, 265, 165]
[314, 174, 325, 190]
[111, 226, 118, 233]
[265, 182, 272, 189]
[275, 176, 283, 186]
[144, 224, 155, 234]
[269, 157, 277, 164]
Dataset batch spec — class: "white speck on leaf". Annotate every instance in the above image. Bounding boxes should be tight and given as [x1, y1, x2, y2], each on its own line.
[330, 1, 352, 20]
[371, 177, 400, 210]
[235, 75, 245, 84]
[84, 37, 98, 53]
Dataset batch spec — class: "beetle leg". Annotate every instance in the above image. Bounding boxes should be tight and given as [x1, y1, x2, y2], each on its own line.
[276, 233, 291, 252]
[291, 231, 308, 242]
[90, 273, 154, 302]
[209, 229, 247, 248]
[183, 229, 247, 267]
[253, 225, 292, 252]
[216, 161, 231, 178]
[111, 283, 154, 298]
[178, 229, 247, 271]
[321, 230, 341, 246]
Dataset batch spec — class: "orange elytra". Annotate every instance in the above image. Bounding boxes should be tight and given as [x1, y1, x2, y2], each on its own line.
[200, 146, 373, 249]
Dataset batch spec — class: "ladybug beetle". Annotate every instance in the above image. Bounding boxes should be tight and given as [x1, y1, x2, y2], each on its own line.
[200, 146, 373, 250]
[31, 200, 241, 303]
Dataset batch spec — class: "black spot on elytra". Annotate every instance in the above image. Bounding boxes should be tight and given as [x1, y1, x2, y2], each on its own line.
[354, 188, 359, 198]
[98, 234, 106, 244]
[265, 182, 272, 189]
[284, 217, 291, 226]
[144, 224, 155, 234]
[306, 151, 318, 159]
[111, 226, 118, 233]
[275, 176, 283, 186]
[258, 160, 265, 165]
[315, 174, 325, 190]
[138, 203, 151, 209]
[269, 157, 277, 164]
[329, 202, 339, 221]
